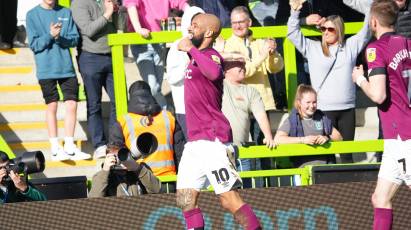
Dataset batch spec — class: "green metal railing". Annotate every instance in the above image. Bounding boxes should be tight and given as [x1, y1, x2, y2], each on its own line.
[157, 140, 383, 186]
[0, 134, 15, 159]
[108, 22, 363, 116]
[107, 22, 367, 187]
[59, 0, 70, 8]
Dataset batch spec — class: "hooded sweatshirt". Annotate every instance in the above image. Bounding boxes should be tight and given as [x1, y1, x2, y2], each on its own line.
[166, 6, 205, 115]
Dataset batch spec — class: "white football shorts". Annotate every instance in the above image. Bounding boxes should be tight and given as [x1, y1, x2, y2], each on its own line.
[177, 139, 242, 194]
[379, 138, 411, 185]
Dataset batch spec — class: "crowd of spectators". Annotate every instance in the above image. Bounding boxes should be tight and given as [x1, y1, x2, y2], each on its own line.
[1, 0, 410, 209]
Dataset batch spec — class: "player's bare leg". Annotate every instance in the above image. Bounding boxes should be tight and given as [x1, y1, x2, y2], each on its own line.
[372, 178, 399, 230]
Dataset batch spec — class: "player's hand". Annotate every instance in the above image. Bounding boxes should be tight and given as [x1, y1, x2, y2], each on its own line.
[50, 22, 62, 39]
[315, 135, 329, 145]
[263, 138, 277, 149]
[9, 170, 28, 192]
[137, 28, 150, 38]
[301, 135, 317, 145]
[352, 65, 364, 83]
[103, 153, 117, 171]
[177, 37, 194, 52]
[305, 14, 324, 26]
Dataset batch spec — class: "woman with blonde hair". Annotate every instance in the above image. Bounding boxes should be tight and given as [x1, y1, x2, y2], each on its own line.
[286, 0, 372, 163]
[274, 84, 342, 168]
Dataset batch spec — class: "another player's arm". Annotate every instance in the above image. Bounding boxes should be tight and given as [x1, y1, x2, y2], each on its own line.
[352, 64, 387, 104]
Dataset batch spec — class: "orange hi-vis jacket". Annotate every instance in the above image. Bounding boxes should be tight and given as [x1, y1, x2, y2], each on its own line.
[118, 110, 176, 176]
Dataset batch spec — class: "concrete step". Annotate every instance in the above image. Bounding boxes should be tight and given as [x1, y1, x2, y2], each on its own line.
[0, 48, 35, 66]
[0, 84, 87, 103]
[0, 101, 90, 123]
[0, 125, 88, 143]
[0, 120, 66, 131]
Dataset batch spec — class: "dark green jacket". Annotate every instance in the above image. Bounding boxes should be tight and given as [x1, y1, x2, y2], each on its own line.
[0, 185, 47, 204]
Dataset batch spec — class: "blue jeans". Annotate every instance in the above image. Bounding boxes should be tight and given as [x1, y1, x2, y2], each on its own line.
[131, 44, 167, 108]
[78, 51, 116, 149]
[236, 158, 252, 188]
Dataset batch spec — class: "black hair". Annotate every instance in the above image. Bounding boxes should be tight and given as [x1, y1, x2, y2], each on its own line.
[0, 151, 10, 163]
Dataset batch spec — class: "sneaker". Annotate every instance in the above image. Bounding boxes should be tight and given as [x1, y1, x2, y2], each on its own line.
[51, 147, 71, 161]
[93, 145, 107, 159]
[65, 145, 92, 160]
[0, 42, 11, 50]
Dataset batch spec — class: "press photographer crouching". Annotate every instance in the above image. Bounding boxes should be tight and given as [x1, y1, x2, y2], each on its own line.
[0, 151, 47, 204]
[89, 143, 161, 198]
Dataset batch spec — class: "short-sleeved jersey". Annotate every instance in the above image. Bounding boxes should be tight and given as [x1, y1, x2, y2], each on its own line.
[222, 80, 266, 146]
[184, 47, 232, 143]
[366, 32, 411, 139]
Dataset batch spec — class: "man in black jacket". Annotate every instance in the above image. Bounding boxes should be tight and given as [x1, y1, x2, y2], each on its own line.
[394, 0, 411, 38]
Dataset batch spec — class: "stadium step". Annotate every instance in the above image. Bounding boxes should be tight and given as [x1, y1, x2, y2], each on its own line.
[0, 124, 88, 142]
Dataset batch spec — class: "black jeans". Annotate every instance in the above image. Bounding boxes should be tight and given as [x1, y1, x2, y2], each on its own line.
[323, 108, 356, 163]
[0, 0, 17, 45]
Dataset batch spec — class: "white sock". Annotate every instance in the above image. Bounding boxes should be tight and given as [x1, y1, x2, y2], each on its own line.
[49, 137, 60, 150]
[64, 137, 75, 148]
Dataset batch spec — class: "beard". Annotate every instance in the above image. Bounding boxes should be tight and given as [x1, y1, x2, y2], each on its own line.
[191, 36, 204, 48]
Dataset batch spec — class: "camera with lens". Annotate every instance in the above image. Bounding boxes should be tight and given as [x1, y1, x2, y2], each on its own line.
[1, 151, 45, 182]
[111, 132, 158, 171]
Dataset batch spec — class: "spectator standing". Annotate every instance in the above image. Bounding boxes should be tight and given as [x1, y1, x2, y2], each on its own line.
[221, 6, 284, 182]
[287, 0, 371, 163]
[176, 13, 262, 229]
[222, 55, 276, 188]
[110, 80, 185, 179]
[89, 144, 161, 197]
[71, 0, 120, 159]
[0, 152, 47, 203]
[123, 0, 188, 109]
[395, 0, 411, 38]
[0, 0, 18, 49]
[27, 0, 91, 161]
[166, 6, 204, 138]
[274, 85, 342, 168]
[189, 0, 260, 27]
[351, 1, 411, 229]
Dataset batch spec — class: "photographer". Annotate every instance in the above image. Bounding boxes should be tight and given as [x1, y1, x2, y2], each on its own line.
[0, 151, 47, 204]
[89, 144, 161, 197]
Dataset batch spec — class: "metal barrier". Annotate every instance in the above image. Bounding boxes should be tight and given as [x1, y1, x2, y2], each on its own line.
[0, 134, 15, 158]
[157, 140, 384, 187]
[108, 23, 364, 116]
[14, 1, 375, 188]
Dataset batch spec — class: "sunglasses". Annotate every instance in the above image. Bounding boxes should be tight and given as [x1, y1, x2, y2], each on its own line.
[320, 26, 336, 33]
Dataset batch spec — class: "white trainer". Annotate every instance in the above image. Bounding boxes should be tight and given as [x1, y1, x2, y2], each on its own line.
[93, 145, 107, 159]
[51, 147, 71, 161]
[65, 145, 92, 161]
